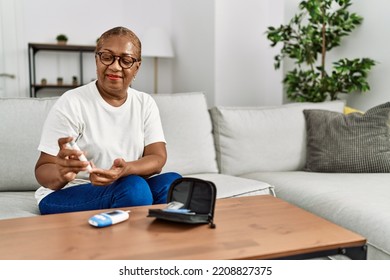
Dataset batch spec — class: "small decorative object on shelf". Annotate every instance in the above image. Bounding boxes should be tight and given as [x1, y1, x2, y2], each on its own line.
[57, 77, 63, 86]
[41, 78, 47, 85]
[72, 76, 78, 86]
[56, 34, 68, 45]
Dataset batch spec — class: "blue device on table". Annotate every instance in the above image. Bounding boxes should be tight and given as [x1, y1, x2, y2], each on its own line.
[88, 210, 130, 228]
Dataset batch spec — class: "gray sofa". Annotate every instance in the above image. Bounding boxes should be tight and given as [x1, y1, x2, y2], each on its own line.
[1, 92, 389, 260]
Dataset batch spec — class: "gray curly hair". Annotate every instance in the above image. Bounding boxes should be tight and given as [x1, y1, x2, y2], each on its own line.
[95, 26, 142, 61]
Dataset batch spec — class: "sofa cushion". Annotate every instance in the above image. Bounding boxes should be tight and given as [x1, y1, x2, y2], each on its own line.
[0, 191, 39, 220]
[241, 171, 390, 260]
[304, 102, 390, 173]
[0, 97, 58, 191]
[188, 173, 274, 199]
[210, 101, 345, 176]
[152, 93, 219, 175]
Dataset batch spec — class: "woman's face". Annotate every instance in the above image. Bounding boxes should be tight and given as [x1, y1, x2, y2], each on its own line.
[95, 36, 140, 100]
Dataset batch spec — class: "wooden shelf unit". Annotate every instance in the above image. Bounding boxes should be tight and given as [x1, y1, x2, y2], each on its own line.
[28, 43, 96, 97]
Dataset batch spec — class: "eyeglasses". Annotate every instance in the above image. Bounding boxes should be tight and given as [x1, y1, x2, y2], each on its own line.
[95, 52, 138, 69]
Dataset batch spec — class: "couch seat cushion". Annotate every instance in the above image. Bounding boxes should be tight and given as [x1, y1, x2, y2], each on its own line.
[0, 191, 39, 220]
[187, 173, 274, 199]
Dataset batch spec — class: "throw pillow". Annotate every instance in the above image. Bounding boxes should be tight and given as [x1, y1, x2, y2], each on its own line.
[303, 102, 390, 173]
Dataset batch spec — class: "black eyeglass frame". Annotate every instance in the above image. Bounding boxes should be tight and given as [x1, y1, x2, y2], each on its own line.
[95, 52, 139, 69]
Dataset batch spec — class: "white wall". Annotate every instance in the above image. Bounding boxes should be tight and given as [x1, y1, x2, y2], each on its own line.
[214, 0, 284, 106]
[0, 0, 26, 98]
[171, 0, 215, 106]
[2, 0, 390, 109]
[169, 0, 284, 107]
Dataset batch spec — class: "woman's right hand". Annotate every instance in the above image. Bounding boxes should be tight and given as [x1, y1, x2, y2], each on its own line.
[56, 137, 90, 182]
[35, 136, 91, 190]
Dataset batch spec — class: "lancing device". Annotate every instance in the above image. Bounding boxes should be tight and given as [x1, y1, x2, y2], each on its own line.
[66, 140, 92, 172]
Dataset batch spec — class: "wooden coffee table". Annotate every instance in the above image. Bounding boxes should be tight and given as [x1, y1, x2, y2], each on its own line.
[0, 195, 366, 260]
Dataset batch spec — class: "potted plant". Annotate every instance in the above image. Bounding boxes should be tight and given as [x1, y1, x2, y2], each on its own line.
[40, 78, 47, 86]
[57, 77, 63, 85]
[266, 0, 376, 102]
[72, 76, 78, 86]
[56, 34, 68, 45]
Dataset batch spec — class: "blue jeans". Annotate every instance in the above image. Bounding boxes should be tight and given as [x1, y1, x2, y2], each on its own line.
[38, 172, 182, 215]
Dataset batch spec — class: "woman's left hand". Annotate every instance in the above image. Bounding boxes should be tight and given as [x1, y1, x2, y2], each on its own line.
[89, 158, 127, 186]
[88, 142, 167, 186]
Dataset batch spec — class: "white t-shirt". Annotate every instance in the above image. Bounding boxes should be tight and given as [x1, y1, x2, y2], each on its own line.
[35, 81, 165, 203]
